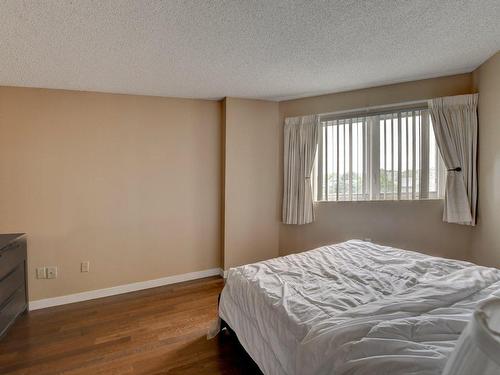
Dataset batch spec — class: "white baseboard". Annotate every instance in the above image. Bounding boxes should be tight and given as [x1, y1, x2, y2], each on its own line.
[220, 269, 228, 278]
[29, 267, 222, 311]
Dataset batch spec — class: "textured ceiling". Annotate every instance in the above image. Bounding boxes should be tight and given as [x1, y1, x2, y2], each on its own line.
[0, 1, 499, 101]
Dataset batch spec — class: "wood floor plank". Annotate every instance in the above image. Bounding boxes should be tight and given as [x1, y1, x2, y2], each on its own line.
[0, 276, 262, 374]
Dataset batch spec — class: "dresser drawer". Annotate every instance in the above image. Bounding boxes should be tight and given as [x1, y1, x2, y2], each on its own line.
[0, 286, 27, 337]
[0, 266, 25, 307]
[0, 239, 26, 281]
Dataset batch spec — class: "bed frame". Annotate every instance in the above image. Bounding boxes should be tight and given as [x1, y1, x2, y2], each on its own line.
[217, 293, 263, 373]
[218, 293, 232, 333]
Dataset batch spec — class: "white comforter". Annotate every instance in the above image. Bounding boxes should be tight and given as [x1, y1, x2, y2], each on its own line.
[218, 240, 500, 375]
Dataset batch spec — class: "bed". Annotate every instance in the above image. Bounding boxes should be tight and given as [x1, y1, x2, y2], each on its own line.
[218, 240, 500, 375]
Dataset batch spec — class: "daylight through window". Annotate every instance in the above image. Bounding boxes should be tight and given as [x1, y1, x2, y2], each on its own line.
[312, 107, 446, 202]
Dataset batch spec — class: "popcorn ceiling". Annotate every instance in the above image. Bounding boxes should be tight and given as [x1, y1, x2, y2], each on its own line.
[0, 0, 498, 101]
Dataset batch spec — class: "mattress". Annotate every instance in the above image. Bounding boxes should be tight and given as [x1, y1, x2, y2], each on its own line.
[218, 240, 500, 375]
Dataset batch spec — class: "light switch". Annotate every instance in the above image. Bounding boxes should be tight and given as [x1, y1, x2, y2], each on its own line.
[81, 261, 90, 273]
[36, 267, 46, 279]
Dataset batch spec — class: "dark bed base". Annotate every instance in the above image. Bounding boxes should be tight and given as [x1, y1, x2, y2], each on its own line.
[217, 293, 262, 373]
[218, 293, 233, 333]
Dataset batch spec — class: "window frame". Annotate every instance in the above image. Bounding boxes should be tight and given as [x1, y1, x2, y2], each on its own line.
[313, 103, 445, 203]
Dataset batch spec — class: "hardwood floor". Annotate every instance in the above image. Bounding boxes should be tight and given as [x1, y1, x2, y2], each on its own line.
[0, 276, 262, 374]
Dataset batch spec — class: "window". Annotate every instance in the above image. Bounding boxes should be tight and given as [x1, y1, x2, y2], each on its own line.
[312, 106, 445, 202]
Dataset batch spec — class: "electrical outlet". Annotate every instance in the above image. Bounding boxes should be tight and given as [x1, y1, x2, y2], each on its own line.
[36, 267, 47, 279]
[46, 266, 57, 279]
[81, 261, 90, 273]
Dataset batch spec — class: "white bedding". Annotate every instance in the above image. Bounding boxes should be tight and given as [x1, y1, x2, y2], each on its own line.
[218, 240, 500, 375]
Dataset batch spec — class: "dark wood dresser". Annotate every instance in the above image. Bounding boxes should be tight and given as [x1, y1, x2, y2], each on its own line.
[0, 233, 27, 338]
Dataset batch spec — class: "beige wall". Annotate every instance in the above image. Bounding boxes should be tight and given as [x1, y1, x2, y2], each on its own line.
[279, 74, 475, 259]
[223, 98, 280, 269]
[279, 74, 473, 118]
[280, 201, 473, 260]
[1, 67, 495, 301]
[471, 52, 500, 267]
[0, 87, 222, 300]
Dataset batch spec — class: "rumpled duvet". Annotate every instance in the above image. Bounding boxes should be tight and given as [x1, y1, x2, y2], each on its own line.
[219, 240, 500, 375]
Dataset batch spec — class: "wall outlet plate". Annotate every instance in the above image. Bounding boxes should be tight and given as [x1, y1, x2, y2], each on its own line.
[36, 267, 47, 279]
[46, 266, 57, 279]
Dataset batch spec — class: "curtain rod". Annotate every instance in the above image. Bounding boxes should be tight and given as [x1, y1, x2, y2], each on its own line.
[318, 98, 430, 120]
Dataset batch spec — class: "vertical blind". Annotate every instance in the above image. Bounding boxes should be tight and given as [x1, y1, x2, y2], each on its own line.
[312, 108, 446, 202]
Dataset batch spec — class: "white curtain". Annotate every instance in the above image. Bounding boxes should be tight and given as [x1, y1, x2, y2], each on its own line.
[429, 94, 478, 225]
[282, 115, 320, 225]
[442, 298, 500, 375]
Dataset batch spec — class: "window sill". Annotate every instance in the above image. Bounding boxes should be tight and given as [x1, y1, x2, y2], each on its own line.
[314, 198, 444, 204]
